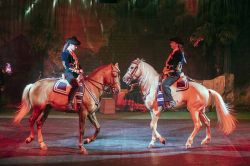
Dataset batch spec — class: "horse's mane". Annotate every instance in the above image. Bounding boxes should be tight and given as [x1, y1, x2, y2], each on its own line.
[88, 64, 111, 77]
[35, 64, 112, 82]
[139, 59, 159, 79]
[136, 59, 159, 89]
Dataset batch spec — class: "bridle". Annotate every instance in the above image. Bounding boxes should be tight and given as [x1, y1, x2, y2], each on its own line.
[79, 65, 120, 107]
[108, 65, 121, 93]
[124, 59, 140, 85]
[85, 65, 120, 94]
[100, 65, 120, 94]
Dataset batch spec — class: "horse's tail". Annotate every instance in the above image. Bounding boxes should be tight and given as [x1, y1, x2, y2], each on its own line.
[13, 84, 33, 124]
[209, 89, 237, 135]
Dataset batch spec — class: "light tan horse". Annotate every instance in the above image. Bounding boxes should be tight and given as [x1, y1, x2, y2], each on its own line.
[13, 63, 121, 154]
[123, 58, 236, 149]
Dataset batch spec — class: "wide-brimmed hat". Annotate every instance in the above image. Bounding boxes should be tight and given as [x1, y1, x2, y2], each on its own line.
[169, 37, 184, 46]
[66, 36, 81, 45]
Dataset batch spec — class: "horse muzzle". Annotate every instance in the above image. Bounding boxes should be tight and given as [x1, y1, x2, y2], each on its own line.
[122, 76, 132, 85]
[112, 87, 120, 94]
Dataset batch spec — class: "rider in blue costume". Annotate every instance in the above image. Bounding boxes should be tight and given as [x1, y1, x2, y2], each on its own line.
[61, 36, 83, 110]
[162, 37, 186, 109]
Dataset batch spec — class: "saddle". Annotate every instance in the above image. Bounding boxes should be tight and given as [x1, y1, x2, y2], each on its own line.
[176, 74, 189, 92]
[53, 78, 84, 111]
[157, 73, 189, 107]
[53, 79, 70, 95]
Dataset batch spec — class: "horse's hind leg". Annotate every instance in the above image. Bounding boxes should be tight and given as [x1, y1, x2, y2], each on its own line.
[84, 112, 100, 144]
[26, 108, 42, 144]
[186, 110, 202, 149]
[36, 107, 50, 150]
[199, 109, 211, 145]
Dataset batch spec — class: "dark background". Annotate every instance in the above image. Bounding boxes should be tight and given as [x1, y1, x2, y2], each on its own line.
[0, 0, 249, 106]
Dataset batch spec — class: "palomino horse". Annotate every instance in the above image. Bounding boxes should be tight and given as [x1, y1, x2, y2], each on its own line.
[123, 58, 236, 149]
[13, 63, 121, 154]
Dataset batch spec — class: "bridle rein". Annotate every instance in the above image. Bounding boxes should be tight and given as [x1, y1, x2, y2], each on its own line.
[81, 65, 120, 106]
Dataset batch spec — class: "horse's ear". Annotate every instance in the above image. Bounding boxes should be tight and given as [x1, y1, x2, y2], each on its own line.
[114, 62, 119, 68]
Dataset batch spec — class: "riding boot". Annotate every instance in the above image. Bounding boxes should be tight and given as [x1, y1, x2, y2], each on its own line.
[163, 92, 176, 109]
[162, 87, 176, 109]
[67, 86, 78, 110]
[162, 77, 178, 110]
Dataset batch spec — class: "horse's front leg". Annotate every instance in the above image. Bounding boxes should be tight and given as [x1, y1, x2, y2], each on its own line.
[148, 109, 166, 148]
[78, 107, 88, 155]
[84, 112, 100, 144]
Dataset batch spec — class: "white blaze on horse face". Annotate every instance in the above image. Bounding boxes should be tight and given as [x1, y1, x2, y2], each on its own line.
[123, 68, 132, 84]
[123, 63, 139, 85]
[122, 69, 130, 84]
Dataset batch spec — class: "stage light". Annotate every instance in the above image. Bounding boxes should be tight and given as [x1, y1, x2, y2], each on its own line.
[25, 0, 39, 16]
[53, 0, 57, 8]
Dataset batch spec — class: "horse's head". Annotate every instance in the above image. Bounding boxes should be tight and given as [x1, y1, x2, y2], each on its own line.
[104, 63, 121, 94]
[123, 58, 142, 85]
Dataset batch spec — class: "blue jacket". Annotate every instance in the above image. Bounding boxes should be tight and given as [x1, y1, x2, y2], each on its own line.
[61, 50, 80, 78]
[166, 50, 186, 71]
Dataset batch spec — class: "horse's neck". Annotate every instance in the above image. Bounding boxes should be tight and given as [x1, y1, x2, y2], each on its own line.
[138, 63, 160, 97]
[89, 74, 103, 83]
[85, 74, 104, 98]
[139, 73, 159, 97]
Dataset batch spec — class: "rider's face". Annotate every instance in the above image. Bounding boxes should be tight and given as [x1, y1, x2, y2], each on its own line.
[170, 41, 178, 50]
[68, 44, 77, 51]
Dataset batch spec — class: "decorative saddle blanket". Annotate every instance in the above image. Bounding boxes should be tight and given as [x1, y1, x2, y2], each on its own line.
[53, 79, 70, 95]
[53, 79, 85, 105]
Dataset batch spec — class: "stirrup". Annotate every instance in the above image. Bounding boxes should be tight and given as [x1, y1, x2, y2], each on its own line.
[66, 102, 74, 111]
[164, 101, 176, 109]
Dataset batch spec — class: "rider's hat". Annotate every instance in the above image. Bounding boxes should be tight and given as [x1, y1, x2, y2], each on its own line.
[169, 37, 184, 46]
[66, 36, 81, 45]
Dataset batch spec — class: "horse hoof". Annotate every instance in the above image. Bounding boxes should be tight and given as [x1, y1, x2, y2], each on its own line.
[80, 147, 88, 155]
[25, 137, 34, 144]
[185, 144, 192, 149]
[159, 137, 166, 145]
[201, 138, 211, 145]
[40, 146, 48, 151]
[40, 142, 48, 151]
[147, 143, 155, 148]
[84, 138, 91, 144]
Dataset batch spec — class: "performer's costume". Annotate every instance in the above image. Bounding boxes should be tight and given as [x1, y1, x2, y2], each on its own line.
[162, 38, 186, 109]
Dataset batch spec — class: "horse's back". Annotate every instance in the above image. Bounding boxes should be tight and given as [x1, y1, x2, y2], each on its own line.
[29, 78, 67, 106]
[36, 77, 61, 84]
[186, 81, 210, 106]
[189, 81, 208, 91]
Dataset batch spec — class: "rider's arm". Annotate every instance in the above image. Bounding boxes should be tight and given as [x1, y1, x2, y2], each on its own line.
[62, 61, 67, 69]
[61, 52, 71, 69]
[172, 51, 184, 70]
[176, 62, 183, 72]
[78, 64, 83, 74]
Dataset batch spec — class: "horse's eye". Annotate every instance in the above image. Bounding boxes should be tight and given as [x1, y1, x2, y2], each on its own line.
[130, 66, 134, 70]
